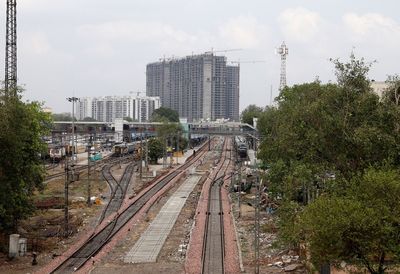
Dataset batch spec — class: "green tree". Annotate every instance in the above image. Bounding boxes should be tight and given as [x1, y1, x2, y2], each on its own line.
[151, 107, 179, 122]
[384, 75, 400, 106]
[257, 54, 400, 270]
[155, 121, 187, 158]
[0, 89, 51, 232]
[300, 169, 400, 274]
[148, 138, 164, 164]
[259, 54, 400, 195]
[156, 122, 183, 139]
[330, 53, 374, 94]
[240, 104, 264, 126]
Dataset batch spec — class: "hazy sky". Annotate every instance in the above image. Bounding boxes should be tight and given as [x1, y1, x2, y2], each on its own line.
[0, 0, 399, 113]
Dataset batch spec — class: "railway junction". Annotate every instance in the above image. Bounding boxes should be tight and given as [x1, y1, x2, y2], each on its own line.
[2, 126, 304, 273]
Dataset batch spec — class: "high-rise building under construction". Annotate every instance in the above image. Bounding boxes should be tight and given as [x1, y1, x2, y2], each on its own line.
[146, 53, 239, 122]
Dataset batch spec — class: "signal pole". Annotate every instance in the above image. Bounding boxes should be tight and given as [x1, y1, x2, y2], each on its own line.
[4, 0, 17, 96]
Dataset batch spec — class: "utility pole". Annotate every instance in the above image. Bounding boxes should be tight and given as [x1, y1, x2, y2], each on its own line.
[163, 137, 167, 168]
[139, 128, 143, 179]
[176, 132, 179, 165]
[255, 177, 262, 274]
[64, 159, 70, 237]
[67, 97, 79, 162]
[169, 136, 173, 167]
[119, 147, 122, 169]
[4, 0, 17, 96]
[238, 161, 242, 218]
[145, 127, 148, 171]
[87, 138, 91, 207]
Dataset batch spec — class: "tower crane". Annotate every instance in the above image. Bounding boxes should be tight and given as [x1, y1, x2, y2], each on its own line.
[229, 60, 267, 65]
[205, 48, 242, 55]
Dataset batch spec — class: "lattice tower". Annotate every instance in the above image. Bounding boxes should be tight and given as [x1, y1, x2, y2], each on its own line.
[5, 0, 17, 96]
[277, 42, 288, 91]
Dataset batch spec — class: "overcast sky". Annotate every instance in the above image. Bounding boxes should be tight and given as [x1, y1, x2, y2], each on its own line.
[0, 0, 399, 113]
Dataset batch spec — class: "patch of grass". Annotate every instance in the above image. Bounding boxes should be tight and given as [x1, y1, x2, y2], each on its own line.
[261, 221, 277, 234]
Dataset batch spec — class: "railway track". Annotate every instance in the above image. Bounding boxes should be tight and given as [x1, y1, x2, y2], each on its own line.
[44, 154, 131, 181]
[98, 162, 136, 224]
[51, 139, 211, 273]
[202, 138, 232, 274]
[45, 163, 59, 170]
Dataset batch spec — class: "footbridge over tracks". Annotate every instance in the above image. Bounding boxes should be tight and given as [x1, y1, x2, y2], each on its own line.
[188, 122, 258, 138]
[50, 121, 258, 145]
[51, 121, 164, 144]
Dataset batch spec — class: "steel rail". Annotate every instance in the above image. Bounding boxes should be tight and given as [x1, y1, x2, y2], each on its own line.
[201, 138, 232, 274]
[51, 139, 211, 274]
[98, 162, 136, 224]
[44, 154, 131, 181]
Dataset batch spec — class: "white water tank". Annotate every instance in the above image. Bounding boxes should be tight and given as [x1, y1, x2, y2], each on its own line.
[9, 234, 20, 258]
[18, 238, 27, 256]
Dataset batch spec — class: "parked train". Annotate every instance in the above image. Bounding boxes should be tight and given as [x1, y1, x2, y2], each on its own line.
[112, 142, 141, 160]
[190, 135, 208, 148]
[89, 151, 103, 162]
[47, 144, 92, 162]
[49, 146, 66, 162]
[234, 136, 248, 159]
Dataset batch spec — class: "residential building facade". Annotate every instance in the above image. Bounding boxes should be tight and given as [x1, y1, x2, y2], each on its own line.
[146, 53, 240, 122]
[371, 81, 389, 98]
[76, 95, 160, 123]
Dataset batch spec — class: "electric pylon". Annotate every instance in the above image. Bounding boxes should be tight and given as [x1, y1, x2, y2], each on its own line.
[5, 0, 17, 96]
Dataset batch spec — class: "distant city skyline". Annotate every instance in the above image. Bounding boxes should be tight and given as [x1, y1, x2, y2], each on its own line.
[0, 0, 399, 113]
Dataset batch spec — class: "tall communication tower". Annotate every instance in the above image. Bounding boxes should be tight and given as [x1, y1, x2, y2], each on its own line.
[277, 41, 288, 91]
[4, 0, 17, 96]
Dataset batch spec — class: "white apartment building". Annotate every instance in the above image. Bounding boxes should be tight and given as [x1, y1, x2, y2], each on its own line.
[371, 81, 389, 98]
[76, 95, 160, 123]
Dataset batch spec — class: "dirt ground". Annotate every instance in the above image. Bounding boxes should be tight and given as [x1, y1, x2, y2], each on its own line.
[232, 189, 306, 274]
[0, 162, 115, 274]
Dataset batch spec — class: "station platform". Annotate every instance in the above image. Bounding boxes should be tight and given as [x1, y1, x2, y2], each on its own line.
[124, 175, 202, 263]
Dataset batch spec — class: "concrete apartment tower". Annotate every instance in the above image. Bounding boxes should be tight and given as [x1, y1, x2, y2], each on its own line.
[146, 53, 240, 122]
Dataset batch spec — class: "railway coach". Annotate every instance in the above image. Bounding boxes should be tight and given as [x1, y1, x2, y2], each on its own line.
[234, 135, 248, 159]
[112, 142, 139, 157]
